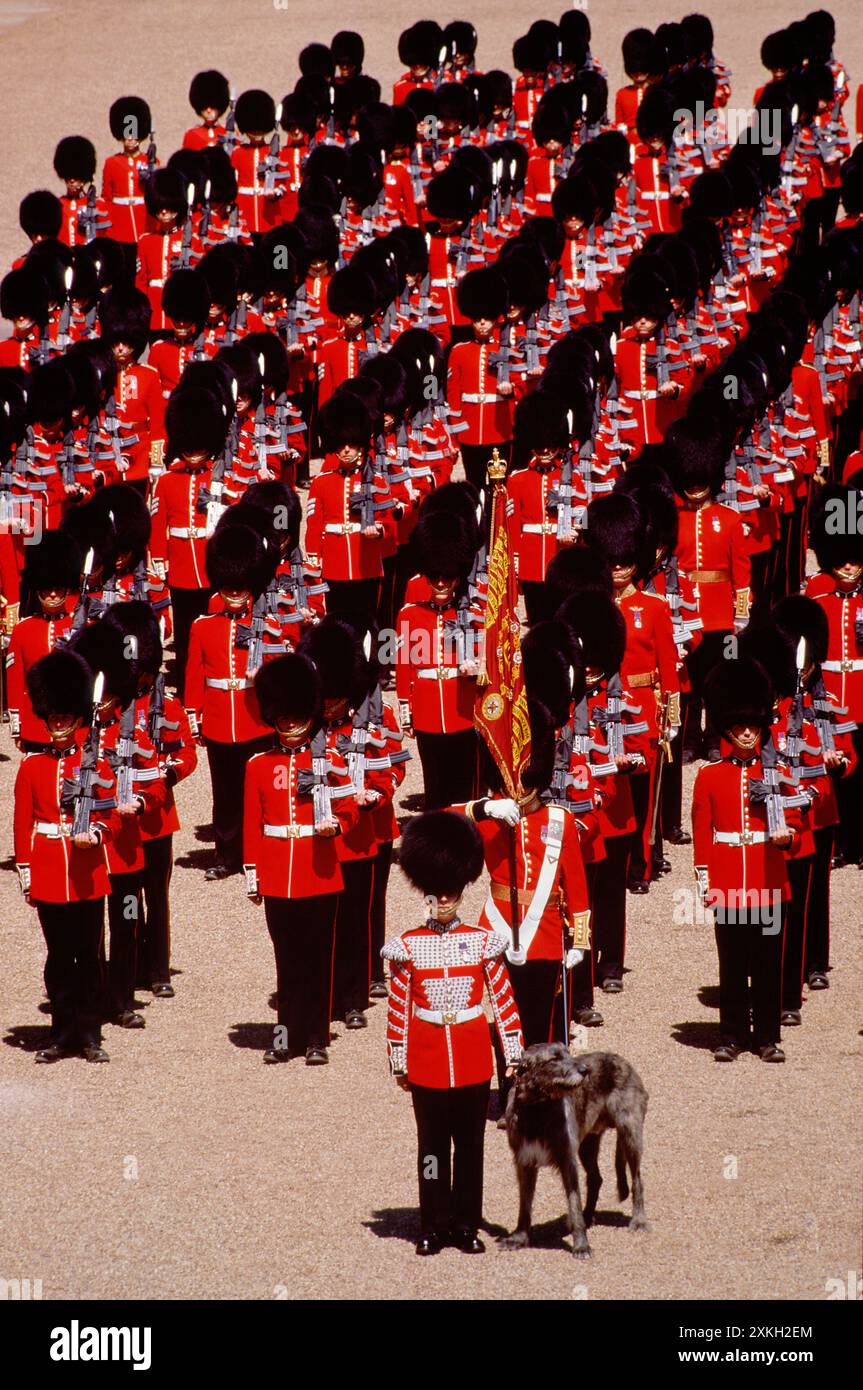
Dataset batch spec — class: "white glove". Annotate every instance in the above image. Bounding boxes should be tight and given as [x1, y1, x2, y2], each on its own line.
[565, 948, 585, 969]
[485, 797, 520, 826]
[506, 944, 527, 966]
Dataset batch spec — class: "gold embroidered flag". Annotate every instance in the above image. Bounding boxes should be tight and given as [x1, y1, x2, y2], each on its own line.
[475, 459, 531, 797]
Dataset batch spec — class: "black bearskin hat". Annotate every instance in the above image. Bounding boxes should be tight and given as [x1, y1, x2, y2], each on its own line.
[513, 390, 570, 456]
[545, 544, 613, 612]
[622, 28, 658, 78]
[327, 265, 378, 320]
[27, 359, 75, 426]
[205, 523, 269, 598]
[704, 655, 773, 735]
[19, 190, 63, 240]
[90, 483, 151, 568]
[298, 616, 368, 706]
[411, 511, 477, 582]
[1, 266, 50, 324]
[98, 285, 151, 356]
[558, 591, 626, 678]
[254, 652, 321, 728]
[666, 418, 726, 498]
[72, 619, 138, 706]
[398, 21, 445, 70]
[243, 479, 302, 552]
[456, 267, 507, 321]
[27, 649, 94, 722]
[332, 30, 365, 71]
[162, 268, 211, 328]
[189, 69, 230, 115]
[109, 96, 152, 142]
[621, 264, 672, 324]
[586, 493, 651, 578]
[53, 135, 97, 183]
[808, 484, 863, 572]
[21, 529, 82, 604]
[318, 393, 371, 453]
[772, 595, 829, 669]
[521, 699, 557, 794]
[234, 89, 276, 135]
[425, 167, 478, 224]
[144, 167, 188, 220]
[165, 386, 229, 461]
[522, 621, 584, 726]
[399, 810, 484, 898]
[103, 600, 163, 679]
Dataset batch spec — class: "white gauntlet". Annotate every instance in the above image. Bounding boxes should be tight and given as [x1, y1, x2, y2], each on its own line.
[244, 864, 258, 897]
[484, 798, 520, 826]
[17, 863, 30, 896]
[695, 867, 709, 904]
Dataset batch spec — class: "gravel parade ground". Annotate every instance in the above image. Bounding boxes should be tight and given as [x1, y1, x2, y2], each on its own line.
[0, 0, 860, 1308]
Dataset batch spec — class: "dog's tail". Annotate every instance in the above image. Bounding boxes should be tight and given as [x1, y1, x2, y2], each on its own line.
[615, 1136, 629, 1201]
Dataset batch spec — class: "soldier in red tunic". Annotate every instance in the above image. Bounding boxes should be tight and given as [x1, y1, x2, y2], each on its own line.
[383, 810, 523, 1255]
[693, 658, 806, 1063]
[53, 138, 112, 246]
[101, 97, 157, 277]
[447, 267, 520, 489]
[244, 653, 358, 1066]
[185, 524, 275, 880]
[15, 650, 118, 1063]
[103, 601, 197, 1000]
[183, 70, 231, 152]
[6, 530, 80, 751]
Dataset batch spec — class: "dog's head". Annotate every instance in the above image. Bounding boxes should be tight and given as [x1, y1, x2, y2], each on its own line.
[510, 1042, 589, 1105]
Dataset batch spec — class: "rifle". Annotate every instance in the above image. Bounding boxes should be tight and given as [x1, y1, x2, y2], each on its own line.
[810, 674, 838, 755]
[261, 115, 285, 197]
[749, 734, 811, 836]
[112, 698, 138, 806]
[221, 92, 237, 157]
[62, 547, 97, 645]
[351, 453, 396, 531]
[57, 430, 78, 490]
[649, 693, 677, 846]
[68, 672, 114, 837]
[175, 186, 196, 270]
[594, 672, 648, 763]
[548, 443, 576, 542]
[488, 321, 511, 388]
[297, 728, 336, 829]
[237, 593, 268, 675]
[144, 131, 157, 187]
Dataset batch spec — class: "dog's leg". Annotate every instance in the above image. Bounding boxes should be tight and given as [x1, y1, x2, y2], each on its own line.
[618, 1123, 649, 1232]
[498, 1161, 537, 1250]
[578, 1133, 602, 1228]
[561, 1157, 592, 1258]
[615, 1134, 629, 1201]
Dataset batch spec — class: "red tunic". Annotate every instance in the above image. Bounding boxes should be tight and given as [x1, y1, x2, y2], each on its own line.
[14, 736, 118, 902]
[814, 584, 863, 722]
[304, 467, 396, 581]
[394, 600, 483, 734]
[674, 501, 751, 632]
[150, 464, 214, 590]
[242, 744, 358, 898]
[184, 610, 270, 742]
[382, 919, 523, 1087]
[692, 755, 797, 905]
[100, 152, 156, 243]
[5, 606, 76, 743]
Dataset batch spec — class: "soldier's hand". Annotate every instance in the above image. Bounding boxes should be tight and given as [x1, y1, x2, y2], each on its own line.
[316, 819, 339, 837]
[770, 830, 793, 848]
[355, 789, 379, 808]
[396, 1075, 411, 1091]
[459, 658, 479, 678]
[248, 894, 263, 906]
[658, 381, 680, 398]
[72, 830, 99, 848]
[497, 382, 514, 398]
[117, 801, 140, 818]
[824, 749, 846, 771]
[362, 524, 383, 538]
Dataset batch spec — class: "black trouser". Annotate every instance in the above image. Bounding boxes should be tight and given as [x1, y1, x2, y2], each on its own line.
[521, 579, 550, 627]
[410, 1080, 491, 1236]
[713, 903, 785, 1050]
[786, 492, 809, 597]
[370, 840, 393, 985]
[805, 824, 835, 977]
[116, 241, 138, 281]
[37, 898, 104, 1050]
[324, 577, 381, 634]
[772, 512, 793, 605]
[661, 735, 684, 834]
[170, 586, 211, 697]
[264, 893, 338, 1054]
[331, 856, 375, 1019]
[834, 726, 863, 862]
[592, 833, 631, 982]
[140, 833, 173, 985]
[376, 553, 398, 651]
[415, 727, 480, 809]
[684, 629, 730, 752]
[393, 544, 414, 621]
[509, 958, 560, 1047]
[800, 189, 841, 252]
[459, 440, 511, 492]
[628, 767, 651, 885]
[749, 549, 773, 623]
[783, 854, 815, 1012]
[205, 735, 273, 870]
[569, 861, 599, 1012]
[105, 870, 142, 1018]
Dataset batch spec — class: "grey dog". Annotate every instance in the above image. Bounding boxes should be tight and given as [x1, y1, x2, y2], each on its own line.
[499, 1042, 649, 1258]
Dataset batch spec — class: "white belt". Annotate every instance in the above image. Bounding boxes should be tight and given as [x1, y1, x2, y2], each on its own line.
[523, 522, 559, 534]
[148, 278, 166, 288]
[713, 830, 769, 846]
[263, 823, 315, 839]
[822, 659, 863, 672]
[416, 668, 460, 680]
[461, 393, 500, 404]
[112, 196, 144, 205]
[624, 389, 660, 401]
[324, 522, 361, 534]
[206, 677, 253, 690]
[413, 1004, 483, 1026]
[237, 186, 260, 195]
[430, 278, 453, 288]
[536, 192, 553, 202]
[639, 191, 671, 201]
[169, 526, 207, 539]
[34, 821, 73, 838]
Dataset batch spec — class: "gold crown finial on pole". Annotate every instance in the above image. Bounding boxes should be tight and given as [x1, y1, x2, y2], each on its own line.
[486, 446, 507, 482]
